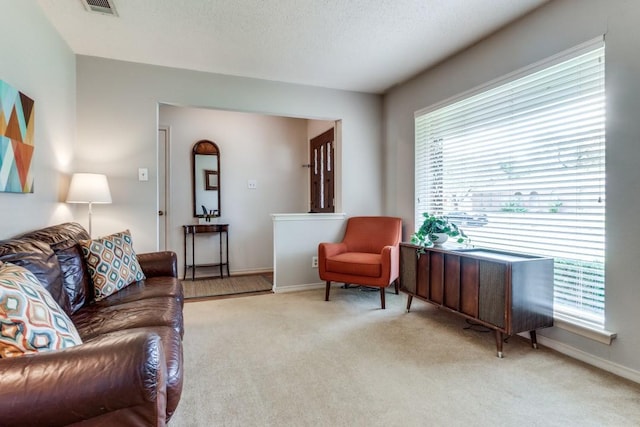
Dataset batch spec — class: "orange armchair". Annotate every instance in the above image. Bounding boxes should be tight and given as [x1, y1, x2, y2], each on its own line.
[318, 216, 402, 309]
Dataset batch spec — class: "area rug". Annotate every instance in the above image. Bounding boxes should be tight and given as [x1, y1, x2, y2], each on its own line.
[182, 274, 273, 299]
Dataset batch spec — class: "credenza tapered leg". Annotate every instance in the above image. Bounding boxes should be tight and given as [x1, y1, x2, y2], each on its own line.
[406, 295, 413, 313]
[495, 330, 504, 358]
[530, 330, 538, 349]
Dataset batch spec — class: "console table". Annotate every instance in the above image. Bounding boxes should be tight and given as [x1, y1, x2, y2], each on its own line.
[400, 244, 554, 357]
[183, 224, 230, 280]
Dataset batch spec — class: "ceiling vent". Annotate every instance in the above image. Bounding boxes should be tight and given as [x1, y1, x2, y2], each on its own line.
[81, 0, 118, 16]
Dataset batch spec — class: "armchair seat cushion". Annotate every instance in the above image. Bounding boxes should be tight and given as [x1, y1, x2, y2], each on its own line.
[326, 252, 382, 278]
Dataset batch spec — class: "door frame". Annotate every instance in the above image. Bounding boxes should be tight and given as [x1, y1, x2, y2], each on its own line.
[158, 125, 171, 251]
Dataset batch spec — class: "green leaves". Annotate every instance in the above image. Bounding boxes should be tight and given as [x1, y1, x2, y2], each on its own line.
[410, 212, 469, 247]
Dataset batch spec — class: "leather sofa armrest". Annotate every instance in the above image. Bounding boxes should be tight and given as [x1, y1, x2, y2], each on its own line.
[138, 251, 178, 278]
[0, 330, 167, 427]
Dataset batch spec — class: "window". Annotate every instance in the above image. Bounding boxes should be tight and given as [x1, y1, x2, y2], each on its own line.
[414, 39, 605, 328]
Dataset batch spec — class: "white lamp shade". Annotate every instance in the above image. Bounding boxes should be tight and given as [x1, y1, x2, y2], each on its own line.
[66, 173, 112, 204]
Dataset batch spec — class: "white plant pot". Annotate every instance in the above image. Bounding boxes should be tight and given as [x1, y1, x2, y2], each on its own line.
[430, 233, 449, 246]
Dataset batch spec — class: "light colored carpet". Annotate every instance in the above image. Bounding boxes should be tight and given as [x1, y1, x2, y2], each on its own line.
[170, 287, 640, 426]
[182, 274, 273, 299]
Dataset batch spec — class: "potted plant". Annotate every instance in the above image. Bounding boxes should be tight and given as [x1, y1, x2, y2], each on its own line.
[410, 212, 468, 247]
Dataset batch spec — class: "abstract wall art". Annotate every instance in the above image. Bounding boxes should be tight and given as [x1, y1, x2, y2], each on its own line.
[0, 79, 35, 193]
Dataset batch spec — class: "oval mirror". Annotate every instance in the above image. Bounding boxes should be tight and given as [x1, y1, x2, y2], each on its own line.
[192, 140, 221, 218]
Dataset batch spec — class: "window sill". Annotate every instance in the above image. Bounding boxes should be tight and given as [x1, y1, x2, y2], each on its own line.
[553, 314, 617, 345]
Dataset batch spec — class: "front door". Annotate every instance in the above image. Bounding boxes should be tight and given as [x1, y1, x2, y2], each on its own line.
[309, 128, 335, 213]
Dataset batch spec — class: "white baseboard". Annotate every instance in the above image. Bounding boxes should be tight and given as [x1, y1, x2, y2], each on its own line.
[229, 268, 273, 276]
[537, 335, 640, 384]
[273, 282, 325, 293]
[181, 266, 273, 279]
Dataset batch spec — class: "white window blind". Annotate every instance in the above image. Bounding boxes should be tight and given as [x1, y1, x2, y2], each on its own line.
[415, 40, 605, 328]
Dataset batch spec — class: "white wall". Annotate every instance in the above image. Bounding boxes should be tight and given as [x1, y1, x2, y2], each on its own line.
[308, 120, 335, 141]
[384, 0, 640, 378]
[75, 56, 382, 254]
[0, 2, 76, 238]
[272, 213, 346, 291]
[160, 105, 312, 274]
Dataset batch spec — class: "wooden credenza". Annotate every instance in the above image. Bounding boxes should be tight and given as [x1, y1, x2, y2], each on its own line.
[400, 243, 554, 357]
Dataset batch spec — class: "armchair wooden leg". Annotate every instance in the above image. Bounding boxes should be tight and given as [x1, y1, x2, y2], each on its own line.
[380, 287, 386, 309]
[394, 279, 399, 295]
[325, 281, 331, 301]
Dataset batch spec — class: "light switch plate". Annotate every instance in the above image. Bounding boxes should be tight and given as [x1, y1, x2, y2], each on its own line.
[138, 168, 148, 181]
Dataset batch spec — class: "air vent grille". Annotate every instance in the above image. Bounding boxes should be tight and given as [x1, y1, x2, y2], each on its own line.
[82, 0, 118, 16]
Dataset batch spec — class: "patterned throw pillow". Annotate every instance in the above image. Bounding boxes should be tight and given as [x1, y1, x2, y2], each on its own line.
[79, 230, 146, 301]
[0, 261, 82, 357]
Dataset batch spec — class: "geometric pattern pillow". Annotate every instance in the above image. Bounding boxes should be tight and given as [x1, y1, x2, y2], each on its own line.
[79, 230, 146, 301]
[0, 261, 82, 357]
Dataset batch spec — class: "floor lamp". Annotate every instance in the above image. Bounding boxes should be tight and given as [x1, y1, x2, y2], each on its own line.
[66, 173, 112, 237]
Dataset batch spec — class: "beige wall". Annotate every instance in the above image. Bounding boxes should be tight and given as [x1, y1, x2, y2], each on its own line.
[384, 0, 640, 378]
[160, 105, 317, 274]
[0, 2, 76, 237]
[75, 56, 382, 255]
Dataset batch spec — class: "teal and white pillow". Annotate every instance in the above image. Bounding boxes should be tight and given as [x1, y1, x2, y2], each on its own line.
[79, 230, 146, 301]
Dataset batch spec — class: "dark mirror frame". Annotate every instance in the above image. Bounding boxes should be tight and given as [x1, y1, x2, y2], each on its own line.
[192, 140, 221, 218]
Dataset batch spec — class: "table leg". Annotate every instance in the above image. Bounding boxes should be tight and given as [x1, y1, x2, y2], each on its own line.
[225, 230, 230, 277]
[183, 229, 187, 280]
[218, 230, 223, 279]
[191, 231, 196, 280]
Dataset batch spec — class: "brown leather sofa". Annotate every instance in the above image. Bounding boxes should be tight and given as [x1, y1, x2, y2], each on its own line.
[0, 222, 183, 426]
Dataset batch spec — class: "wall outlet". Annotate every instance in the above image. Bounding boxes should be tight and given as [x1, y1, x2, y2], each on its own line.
[247, 179, 257, 189]
[311, 256, 318, 268]
[138, 167, 148, 181]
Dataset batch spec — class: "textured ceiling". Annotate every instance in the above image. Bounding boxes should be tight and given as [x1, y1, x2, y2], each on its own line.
[37, 0, 547, 94]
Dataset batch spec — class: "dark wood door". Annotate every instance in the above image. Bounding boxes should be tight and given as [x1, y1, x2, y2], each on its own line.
[310, 128, 334, 213]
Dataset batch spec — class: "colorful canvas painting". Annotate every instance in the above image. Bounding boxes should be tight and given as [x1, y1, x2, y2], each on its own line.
[0, 79, 34, 193]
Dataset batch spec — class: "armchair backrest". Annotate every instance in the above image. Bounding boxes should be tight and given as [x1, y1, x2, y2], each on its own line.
[341, 216, 402, 254]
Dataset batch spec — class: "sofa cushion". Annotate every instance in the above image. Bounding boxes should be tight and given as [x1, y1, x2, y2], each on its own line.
[91, 276, 183, 307]
[16, 222, 90, 246]
[0, 238, 71, 313]
[0, 262, 82, 357]
[19, 222, 92, 313]
[80, 230, 146, 301]
[71, 296, 183, 340]
[50, 240, 92, 313]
